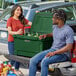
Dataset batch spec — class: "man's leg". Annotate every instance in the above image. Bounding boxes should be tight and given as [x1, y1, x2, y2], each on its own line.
[41, 54, 68, 76]
[29, 49, 50, 76]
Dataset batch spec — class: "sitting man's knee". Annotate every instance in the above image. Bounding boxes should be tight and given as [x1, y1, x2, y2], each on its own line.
[30, 57, 38, 65]
[41, 58, 49, 67]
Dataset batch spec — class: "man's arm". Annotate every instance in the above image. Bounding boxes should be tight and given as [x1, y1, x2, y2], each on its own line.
[46, 33, 53, 37]
[45, 43, 73, 57]
[39, 33, 53, 40]
[54, 43, 73, 54]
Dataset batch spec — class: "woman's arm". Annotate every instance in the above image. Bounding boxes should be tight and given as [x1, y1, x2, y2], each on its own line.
[7, 27, 23, 35]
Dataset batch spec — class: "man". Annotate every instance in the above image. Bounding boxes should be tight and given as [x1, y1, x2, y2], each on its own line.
[29, 9, 74, 76]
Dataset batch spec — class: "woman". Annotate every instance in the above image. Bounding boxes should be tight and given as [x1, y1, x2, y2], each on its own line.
[7, 4, 32, 70]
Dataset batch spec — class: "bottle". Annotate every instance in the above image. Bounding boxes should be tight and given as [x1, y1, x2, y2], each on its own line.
[36, 32, 38, 37]
[34, 32, 38, 37]
[28, 33, 31, 36]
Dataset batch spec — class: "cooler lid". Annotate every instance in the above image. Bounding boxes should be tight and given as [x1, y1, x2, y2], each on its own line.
[30, 12, 53, 34]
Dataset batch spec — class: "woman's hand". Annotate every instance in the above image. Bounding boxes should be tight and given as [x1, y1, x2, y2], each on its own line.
[28, 22, 32, 26]
[16, 29, 23, 34]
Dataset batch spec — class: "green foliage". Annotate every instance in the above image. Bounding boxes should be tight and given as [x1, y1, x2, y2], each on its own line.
[0, 0, 2, 8]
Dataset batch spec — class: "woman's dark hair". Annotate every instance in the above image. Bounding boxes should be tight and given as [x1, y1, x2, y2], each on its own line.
[53, 9, 67, 23]
[10, 4, 26, 26]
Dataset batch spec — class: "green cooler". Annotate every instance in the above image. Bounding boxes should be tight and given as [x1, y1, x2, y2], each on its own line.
[13, 12, 53, 57]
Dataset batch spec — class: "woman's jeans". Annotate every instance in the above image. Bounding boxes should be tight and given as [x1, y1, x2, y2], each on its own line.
[8, 42, 20, 70]
[29, 49, 69, 76]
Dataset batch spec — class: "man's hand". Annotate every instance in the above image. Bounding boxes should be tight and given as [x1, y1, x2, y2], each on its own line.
[39, 34, 47, 40]
[45, 52, 56, 57]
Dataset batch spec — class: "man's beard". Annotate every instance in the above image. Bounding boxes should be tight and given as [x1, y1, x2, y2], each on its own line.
[53, 22, 58, 25]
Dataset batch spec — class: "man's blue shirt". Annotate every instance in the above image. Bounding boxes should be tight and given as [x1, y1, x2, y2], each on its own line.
[51, 24, 74, 58]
